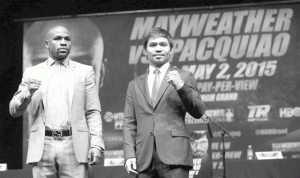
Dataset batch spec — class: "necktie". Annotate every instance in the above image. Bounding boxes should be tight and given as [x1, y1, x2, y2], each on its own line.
[151, 68, 160, 105]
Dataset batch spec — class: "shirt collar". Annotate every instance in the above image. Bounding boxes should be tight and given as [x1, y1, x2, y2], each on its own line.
[47, 57, 69, 68]
[149, 62, 170, 76]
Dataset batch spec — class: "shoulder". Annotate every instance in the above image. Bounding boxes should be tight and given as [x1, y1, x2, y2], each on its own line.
[127, 73, 146, 87]
[30, 61, 47, 69]
[133, 73, 146, 82]
[24, 61, 46, 73]
[71, 60, 93, 70]
[176, 67, 191, 74]
[176, 67, 193, 79]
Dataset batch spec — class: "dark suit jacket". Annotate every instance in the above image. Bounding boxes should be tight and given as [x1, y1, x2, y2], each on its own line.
[123, 65, 205, 172]
[196, 154, 213, 178]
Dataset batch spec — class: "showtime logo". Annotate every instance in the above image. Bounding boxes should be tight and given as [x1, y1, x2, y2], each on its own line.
[279, 107, 300, 118]
[248, 105, 270, 122]
[185, 108, 234, 124]
[205, 108, 234, 122]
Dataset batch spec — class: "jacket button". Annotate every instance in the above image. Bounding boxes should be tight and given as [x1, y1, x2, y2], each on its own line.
[153, 113, 156, 116]
[150, 132, 153, 136]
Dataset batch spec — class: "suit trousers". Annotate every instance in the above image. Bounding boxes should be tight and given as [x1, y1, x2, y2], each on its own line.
[32, 136, 88, 178]
[137, 138, 189, 178]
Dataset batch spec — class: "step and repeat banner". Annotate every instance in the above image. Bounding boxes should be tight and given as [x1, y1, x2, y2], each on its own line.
[22, 2, 300, 177]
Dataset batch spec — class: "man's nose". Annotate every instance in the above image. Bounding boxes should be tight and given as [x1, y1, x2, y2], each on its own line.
[196, 143, 202, 149]
[60, 39, 67, 46]
[155, 48, 162, 52]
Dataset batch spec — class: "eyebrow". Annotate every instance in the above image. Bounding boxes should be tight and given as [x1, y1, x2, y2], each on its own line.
[149, 42, 168, 44]
[53, 35, 71, 39]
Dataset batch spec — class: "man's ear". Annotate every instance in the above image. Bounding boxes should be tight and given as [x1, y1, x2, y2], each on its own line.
[170, 47, 174, 54]
[143, 49, 148, 59]
[45, 40, 49, 48]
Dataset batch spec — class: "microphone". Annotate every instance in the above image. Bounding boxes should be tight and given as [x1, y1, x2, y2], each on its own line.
[207, 121, 213, 139]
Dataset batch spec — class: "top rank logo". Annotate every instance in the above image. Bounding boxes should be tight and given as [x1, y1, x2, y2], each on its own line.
[248, 105, 270, 122]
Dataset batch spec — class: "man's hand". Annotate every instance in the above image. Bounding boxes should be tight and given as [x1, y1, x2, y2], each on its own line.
[167, 70, 184, 90]
[88, 148, 102, 165]
[124, 158, 138, 175]
[27, 78, 41, 95]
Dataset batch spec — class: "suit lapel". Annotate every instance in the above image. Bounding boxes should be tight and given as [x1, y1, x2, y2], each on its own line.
[153, 66, 174, 108]
[68, 60, 75, 113]
[39, 61, 47, 111]
[137, 70, 152, 107]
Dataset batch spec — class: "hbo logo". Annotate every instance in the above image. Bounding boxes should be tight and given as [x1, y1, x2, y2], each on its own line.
[279, 107, 300, 117]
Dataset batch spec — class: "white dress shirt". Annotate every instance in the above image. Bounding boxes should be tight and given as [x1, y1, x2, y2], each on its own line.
[148, 62, 170, 98]
[45, 57, 71, 130]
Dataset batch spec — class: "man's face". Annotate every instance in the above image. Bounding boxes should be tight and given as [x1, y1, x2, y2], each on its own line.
[24, 19, 105, 91]
[191, 135, 209, 158]
[146, 37, 172, 68]
[45, 26, 72, 61]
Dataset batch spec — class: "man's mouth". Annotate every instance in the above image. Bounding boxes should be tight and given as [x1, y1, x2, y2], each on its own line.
[153, 54, 165, 59]
[58, 49, 68, 53]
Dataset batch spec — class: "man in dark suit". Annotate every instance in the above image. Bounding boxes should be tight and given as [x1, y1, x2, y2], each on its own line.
[123, 27, 205, 178]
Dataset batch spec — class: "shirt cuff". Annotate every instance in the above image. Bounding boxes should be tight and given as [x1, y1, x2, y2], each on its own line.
[175, 81, 185, 90]
[19, 87, 32, 103]
[91, 146, 105, 153]
[24, 87, 32, 98]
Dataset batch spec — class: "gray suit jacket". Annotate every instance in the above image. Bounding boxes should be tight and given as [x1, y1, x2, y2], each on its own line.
[123, 65, 205, 172]
[9, 58, 105, 164]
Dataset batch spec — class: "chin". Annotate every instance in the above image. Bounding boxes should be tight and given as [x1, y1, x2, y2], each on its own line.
[59, 54, 68, 58]
[194, 153, 204, 158]
[56, 57, 66, 61]
[154, 61, 166, 67]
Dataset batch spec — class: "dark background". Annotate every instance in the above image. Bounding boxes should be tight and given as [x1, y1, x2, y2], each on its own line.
[0, 0, 284, 169]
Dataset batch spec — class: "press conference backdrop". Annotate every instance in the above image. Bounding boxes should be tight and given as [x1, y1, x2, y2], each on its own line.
[22, 1, 300, 177]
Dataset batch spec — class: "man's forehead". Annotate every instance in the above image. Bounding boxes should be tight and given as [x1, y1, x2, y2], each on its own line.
[195, 136, 208, 142]
[47, 27, 70, 38]
[148, 37, 169, 42]
[51, 33, 71, 38]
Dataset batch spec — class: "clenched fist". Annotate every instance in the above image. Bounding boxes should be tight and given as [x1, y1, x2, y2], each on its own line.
[27, 78, 41, 95]
[167, 70, 184, 90]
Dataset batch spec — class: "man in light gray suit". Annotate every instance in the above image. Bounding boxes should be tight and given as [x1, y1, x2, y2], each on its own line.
[9, 26, 105, 178]
[123, 27, 205, 178]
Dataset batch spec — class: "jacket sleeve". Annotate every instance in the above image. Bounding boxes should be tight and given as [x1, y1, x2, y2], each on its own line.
[123, 81, 137, 161]
[9, 68, 33, 118]
[177, 72, 205, 119]
[85, 66, 105, 151]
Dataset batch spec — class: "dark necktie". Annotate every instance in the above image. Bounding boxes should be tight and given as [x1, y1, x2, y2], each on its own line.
[151, 68, 160, 105]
